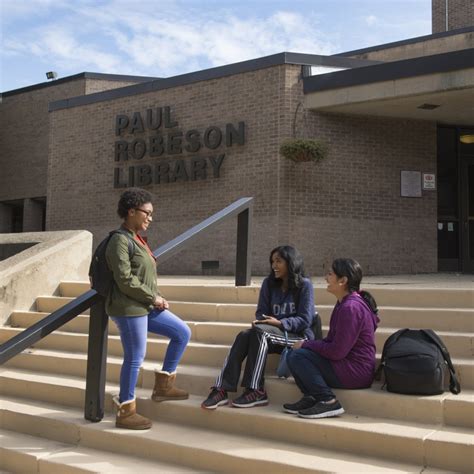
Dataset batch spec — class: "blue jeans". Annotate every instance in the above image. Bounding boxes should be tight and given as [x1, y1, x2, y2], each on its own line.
[287, 348, 343, 402]
[111, 309, 191, 403]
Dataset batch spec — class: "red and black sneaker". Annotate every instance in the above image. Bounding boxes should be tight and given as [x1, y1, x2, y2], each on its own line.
[231, 388, 268, 408]
[201, 388, 229, 410]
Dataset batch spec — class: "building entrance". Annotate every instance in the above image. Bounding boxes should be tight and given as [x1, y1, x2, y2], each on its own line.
[438, 127, 474, 273]
[460, 155, 474, 272]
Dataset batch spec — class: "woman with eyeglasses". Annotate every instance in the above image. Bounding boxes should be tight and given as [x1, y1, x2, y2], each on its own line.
[282, 258, 379, 419]
[106, 187, 191, 430]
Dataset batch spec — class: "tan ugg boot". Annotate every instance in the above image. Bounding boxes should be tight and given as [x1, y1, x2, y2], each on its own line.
[113, 396, 152, 430]
[151, 370, 189, 401]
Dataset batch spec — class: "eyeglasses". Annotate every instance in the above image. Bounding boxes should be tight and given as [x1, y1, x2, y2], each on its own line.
[135, 208, 153, 219]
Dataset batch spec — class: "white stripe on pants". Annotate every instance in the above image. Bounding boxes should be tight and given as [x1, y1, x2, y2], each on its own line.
[250, 329, 305, 390]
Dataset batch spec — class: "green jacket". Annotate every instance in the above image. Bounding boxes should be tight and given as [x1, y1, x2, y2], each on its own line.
[105, 228, 160, 317]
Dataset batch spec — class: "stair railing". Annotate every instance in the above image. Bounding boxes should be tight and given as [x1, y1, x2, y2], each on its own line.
[0, 197, 253, 422]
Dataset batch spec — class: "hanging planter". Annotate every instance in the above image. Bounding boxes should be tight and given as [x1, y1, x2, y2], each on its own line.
[280, 138, 328, 163]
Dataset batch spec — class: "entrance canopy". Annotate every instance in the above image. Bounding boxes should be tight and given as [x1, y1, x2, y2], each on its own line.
[303, 49, 474, 126]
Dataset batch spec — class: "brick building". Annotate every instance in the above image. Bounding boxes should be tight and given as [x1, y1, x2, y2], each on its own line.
[432, 0, 474, 33]
[1, 2, 473, 275]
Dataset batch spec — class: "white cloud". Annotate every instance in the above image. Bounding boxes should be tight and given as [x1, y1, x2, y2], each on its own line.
[1, 0, 337, 79]
[365, 15, 378, 26]
[1, 0, 63, 16]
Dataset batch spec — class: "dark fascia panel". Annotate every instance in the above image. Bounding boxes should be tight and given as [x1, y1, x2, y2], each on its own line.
[284, 52, 379, 68]
[1, 72, 159, 97]
[48, 52, 380, 112]
[303, 48, 474, 94]
[335, 26, 474, 57]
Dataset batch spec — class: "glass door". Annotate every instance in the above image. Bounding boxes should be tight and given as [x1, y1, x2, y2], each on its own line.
[437, 128, 459, 271]
[461, 156, 474, 273]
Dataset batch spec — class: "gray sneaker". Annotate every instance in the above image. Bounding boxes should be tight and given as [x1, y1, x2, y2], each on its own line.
[232, 389, 268, 408]
[283, 396, 316, 414]
[201, 388, 229, 410]
[298, 399, 344, 419]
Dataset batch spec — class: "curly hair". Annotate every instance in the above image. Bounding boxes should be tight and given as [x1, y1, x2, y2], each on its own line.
[117, 188, 153, 219]
[267, 245, 307, 292]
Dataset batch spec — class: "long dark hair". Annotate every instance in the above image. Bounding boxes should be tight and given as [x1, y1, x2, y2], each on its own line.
[332, 258, 378, 313]
[268, 245, 306, 294]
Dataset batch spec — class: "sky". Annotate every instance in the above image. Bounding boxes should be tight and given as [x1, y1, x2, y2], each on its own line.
[1, 0, 432, 93]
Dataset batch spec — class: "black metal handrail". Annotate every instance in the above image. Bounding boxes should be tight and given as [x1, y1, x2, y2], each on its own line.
[0, 290, 100, 364]
[0, 197, 253, 422]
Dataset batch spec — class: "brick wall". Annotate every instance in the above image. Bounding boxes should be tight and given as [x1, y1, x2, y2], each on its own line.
[432, 0, 474, 33]
[284, 66, 438, 275]
[0, 77, 151, 205]
[47, 66, 288, 276]
[47, 64, 438, 275]
[0, 80, 86, 202]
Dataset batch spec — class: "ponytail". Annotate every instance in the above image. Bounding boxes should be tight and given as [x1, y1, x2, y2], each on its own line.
[359, 290, 378, 314]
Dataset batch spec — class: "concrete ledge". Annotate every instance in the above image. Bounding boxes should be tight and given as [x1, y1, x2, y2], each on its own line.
[0, 231, 92, 325]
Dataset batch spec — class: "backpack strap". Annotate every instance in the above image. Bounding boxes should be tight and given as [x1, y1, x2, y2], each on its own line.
[375, 328, 410, 380]
[420, 329, 461, 395]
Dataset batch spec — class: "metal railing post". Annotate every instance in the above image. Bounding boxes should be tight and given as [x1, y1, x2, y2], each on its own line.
[84, 297, 109, 421]
[235, 206, 252, 286]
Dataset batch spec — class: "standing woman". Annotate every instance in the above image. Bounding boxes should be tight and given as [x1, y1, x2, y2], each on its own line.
[283, 258, 379, 419]
[202, 245, 317, 409]
[106, 188, 191, 430]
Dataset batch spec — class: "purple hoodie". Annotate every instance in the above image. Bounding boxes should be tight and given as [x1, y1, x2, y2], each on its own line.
[302, 292, 380, 388]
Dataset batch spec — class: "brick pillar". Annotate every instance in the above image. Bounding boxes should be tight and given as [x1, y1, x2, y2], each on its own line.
[0, 203, 13, 233]
[23, 199, 44, 232]
[432, 0, 474, 33]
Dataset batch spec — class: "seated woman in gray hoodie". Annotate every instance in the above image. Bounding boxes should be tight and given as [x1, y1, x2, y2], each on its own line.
[202, 245, 317, 410]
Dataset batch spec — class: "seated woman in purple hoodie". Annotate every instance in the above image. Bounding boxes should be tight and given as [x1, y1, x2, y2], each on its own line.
[283, 258, 379, 419]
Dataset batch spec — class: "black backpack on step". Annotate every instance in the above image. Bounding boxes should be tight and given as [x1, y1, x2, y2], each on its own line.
[376, 328, 461, 396]
[89, 230, 135, 297]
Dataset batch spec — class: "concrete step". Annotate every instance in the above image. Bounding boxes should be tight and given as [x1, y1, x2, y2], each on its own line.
[59, 281, 474, 309]
[158, 285, 474, 309]
[154, 301, 474, 333]
[36, 296, 90, 314]
[0, 325, 277, 370]
[10, 311, 474, 358]
[4, 279, 472, 473]
[32, 296, 474, 336]
[0, 427, 200, 473]
[1, 395, 437, 474]
[2, 325, 473, 389]
[3, 353, 473, 429]
[149, 396, 473, 474]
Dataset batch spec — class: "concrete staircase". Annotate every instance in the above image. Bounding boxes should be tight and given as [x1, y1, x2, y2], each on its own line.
[1, 280, 473, 473]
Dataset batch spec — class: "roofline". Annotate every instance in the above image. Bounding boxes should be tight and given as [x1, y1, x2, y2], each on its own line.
[1, 72, 159, 97]
[335, 26, 474, 57]
[47, 52, 379, 112]
[304, 48, 474, 94]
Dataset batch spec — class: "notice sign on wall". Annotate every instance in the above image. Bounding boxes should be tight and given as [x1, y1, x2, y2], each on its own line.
[400, 170, 422, 198]
[423, 173, 436, 190]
